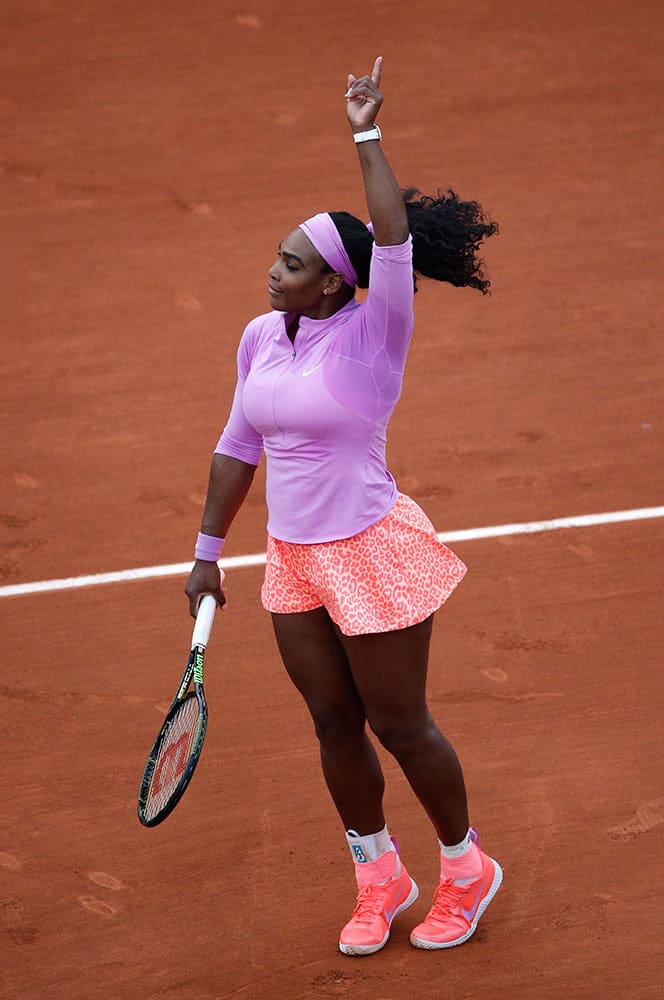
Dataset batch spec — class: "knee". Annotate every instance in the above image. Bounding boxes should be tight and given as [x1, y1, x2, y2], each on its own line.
[312, 707, 365, 750]
[369, 712, 436, 759]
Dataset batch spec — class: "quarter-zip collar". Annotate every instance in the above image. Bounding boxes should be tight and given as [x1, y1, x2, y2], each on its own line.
[277, 297, 360, 355]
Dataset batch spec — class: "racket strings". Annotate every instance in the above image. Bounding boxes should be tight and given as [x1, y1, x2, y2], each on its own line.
[144, 696, 202, 820]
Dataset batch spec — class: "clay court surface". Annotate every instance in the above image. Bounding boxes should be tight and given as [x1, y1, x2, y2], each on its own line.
[1, 1, 663, 997]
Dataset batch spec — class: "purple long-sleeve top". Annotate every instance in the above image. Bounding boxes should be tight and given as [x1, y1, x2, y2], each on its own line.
[215, 236, 415, 543]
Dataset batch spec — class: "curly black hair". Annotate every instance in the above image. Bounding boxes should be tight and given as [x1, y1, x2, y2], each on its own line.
[327, 189, 498, 294]
[327, 211, 374, 287]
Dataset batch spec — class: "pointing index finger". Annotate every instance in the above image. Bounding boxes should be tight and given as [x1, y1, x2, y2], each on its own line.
[371, 55, 383, 86]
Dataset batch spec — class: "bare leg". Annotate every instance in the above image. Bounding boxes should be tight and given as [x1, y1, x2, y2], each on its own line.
[271, 607, 386, 833]
[335, 615, 469, 845]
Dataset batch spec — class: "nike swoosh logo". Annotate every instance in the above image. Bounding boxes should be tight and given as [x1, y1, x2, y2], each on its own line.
[302, 363, 321, 377]
[383, 901, 399, 923]
[461, 883, 486, 922]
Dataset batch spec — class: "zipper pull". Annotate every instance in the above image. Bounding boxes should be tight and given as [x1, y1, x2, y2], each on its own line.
[291, 349, 296, 360]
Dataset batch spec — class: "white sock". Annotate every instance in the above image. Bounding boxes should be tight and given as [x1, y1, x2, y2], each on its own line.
[438, 829, 472, 859]
[439, 829, 482, 883]
[346, 824, 394, 864]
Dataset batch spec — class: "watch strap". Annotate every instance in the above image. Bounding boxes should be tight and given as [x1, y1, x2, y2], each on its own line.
[353, 124, 382, 144]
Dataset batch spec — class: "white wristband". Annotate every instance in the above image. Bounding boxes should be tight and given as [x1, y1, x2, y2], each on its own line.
[353, 125, 382, 144]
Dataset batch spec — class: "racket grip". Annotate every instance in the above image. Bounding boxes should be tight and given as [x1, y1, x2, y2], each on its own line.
[192, 594, 217, 649]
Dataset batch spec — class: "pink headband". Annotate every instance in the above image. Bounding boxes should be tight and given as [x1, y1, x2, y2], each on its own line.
[298, 213, 359, 289]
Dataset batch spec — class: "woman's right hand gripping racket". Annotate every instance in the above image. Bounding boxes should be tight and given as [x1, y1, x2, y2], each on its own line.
[137, 594, 217, 827]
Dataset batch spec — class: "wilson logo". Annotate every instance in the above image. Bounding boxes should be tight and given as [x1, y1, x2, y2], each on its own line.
[152, 732, 190, 794]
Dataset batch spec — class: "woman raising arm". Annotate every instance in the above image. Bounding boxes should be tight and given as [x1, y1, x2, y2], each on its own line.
[185, 57, 500, 957]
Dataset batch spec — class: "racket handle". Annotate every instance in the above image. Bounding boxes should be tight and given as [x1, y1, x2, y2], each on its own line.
[192, 594, 217, 649]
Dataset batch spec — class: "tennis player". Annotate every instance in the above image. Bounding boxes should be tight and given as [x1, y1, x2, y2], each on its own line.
[185, 57, 502, 956]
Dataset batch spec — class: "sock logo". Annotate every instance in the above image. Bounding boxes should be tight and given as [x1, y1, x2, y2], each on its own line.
[352, 845, 368, 863]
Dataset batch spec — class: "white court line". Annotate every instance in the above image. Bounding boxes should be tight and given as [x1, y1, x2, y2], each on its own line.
[1, 505, 663, 600]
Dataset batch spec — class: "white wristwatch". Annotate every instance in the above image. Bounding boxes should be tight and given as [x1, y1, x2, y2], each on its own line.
[353, 124, 382, 144]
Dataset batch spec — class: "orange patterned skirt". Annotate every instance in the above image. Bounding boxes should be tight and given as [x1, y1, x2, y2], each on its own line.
[261, 494, 467, 635]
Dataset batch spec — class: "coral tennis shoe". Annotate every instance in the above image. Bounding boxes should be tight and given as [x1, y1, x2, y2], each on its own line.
[410, 848, 503, 949]
[339, 851, 419, 956]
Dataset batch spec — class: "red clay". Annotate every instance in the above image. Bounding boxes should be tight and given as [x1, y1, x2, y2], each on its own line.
[1, 2, 663, 998]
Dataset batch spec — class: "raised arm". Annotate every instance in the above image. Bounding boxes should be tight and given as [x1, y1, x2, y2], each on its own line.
[345, 57, 408, 247]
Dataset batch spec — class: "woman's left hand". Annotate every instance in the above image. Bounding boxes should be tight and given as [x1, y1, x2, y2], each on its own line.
[345, 56, 383, 132]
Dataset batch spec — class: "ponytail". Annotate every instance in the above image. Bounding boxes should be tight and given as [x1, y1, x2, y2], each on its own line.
[404, 187, 498, 294]
[330, 189, 498, 294]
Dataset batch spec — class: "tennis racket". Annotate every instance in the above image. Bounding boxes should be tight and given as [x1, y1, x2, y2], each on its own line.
[137, 594, 217, 827]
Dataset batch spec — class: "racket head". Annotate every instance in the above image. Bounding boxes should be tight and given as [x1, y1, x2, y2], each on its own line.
[137, 596, 216, 827]
[137, 651, 208, 827]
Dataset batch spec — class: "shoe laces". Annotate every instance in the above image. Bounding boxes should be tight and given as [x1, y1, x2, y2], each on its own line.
[429, 878, 465, 920]
[350, 882, 389, 925]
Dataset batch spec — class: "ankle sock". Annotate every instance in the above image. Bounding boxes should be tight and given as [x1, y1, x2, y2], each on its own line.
[439, 829, 482, 882]
[346, 824, 394, 864]
[345, 826, 402, 886]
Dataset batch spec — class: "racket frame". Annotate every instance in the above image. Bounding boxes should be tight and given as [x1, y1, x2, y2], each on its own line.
[137, 596, 216, 827]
